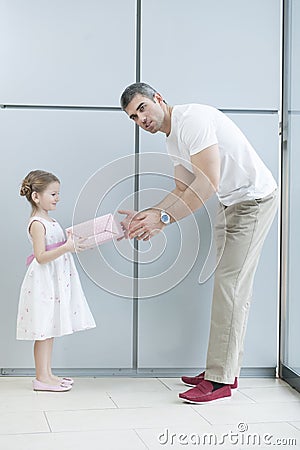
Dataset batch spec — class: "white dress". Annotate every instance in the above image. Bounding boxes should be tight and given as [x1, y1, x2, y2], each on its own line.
[16, 216, 96, 340]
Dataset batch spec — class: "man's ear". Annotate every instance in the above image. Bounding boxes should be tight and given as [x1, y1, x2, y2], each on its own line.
[153, 92, 164, 104]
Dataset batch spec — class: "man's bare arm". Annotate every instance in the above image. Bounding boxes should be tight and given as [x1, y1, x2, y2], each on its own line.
[165, 144, 220, 222]
[153, 164, 195, 212]
[125, 144, 220, 239]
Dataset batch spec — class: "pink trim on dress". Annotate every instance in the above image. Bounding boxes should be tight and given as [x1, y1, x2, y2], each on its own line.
[26, 241, 66, 266]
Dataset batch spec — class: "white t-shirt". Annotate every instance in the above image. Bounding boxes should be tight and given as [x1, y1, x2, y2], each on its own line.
[166, 104, 277, 206]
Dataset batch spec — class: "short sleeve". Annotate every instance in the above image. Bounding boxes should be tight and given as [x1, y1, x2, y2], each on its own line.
[179, 110, 218, 156]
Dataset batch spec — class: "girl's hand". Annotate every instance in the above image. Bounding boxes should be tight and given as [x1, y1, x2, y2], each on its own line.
[65, 231, 87, 253]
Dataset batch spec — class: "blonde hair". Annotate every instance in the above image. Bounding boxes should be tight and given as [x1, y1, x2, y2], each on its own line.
[20, 170, 60, 213]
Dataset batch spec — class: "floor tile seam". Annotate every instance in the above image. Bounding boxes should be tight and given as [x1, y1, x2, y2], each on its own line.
[231, 420, 300, 435]
[44, 404, 202, 414]
[131, 421, 300, 430]
[44, 428, 146, 435]
[239, 385, 300, 392]
[231, 390, 257, 403]
[238, 395, 300, 404]
[193, 418, 300, 427]
[0, 408, 51, 414]
[238, 380, 288, 384]
[0, 430, 51, 437]
[239, 383, 290, 387]
[43, 410, 52, 432]
[0, 393, 39, 397]
[133, 428, 150, 449]
[156, 378, 173, 391]
[234, 389, 300, 405]
[190, 399, 300, 409]
[0, 428, 154, 438]
[189, 406, 213, 426]
[287, 421, 300, 431]
[106, 391, 120, 408]
[0, 407, 118, 413]
[47, 427, 167, 434]
[245, 399, 300, 404]
[1, 422, 298, 438]
[105, 388, 172, 395]
[231, 420, 300, 427]
[0, 410, 46, 414]
[44, 406, 120, 414]
[0, 404, 120, 413]
[45, 425, 205, 434]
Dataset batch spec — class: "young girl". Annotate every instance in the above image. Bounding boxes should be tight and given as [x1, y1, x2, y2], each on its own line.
[17, 170, 96, 392]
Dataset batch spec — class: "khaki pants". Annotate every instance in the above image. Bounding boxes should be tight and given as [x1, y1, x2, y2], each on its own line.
[205, 189, 278, 384]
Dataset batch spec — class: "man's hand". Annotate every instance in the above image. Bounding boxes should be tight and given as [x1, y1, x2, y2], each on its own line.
[118, 209, 165, 241]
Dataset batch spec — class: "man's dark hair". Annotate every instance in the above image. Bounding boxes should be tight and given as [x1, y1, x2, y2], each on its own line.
[120, 82, 158, 110]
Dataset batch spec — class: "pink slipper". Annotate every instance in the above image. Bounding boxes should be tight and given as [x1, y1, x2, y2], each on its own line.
[32, 379, 72, 392]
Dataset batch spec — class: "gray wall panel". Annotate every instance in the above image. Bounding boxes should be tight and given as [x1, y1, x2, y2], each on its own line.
[291, 0, 300, 110]
[0, 0, 135, 106]
[0, 109, 135, 368]
[141, 0, 280, 109]
[287, 114, 300, 367]
[138, 113, 279, 368]
[227, 114, 279, 367]
[0, 0, 281, 374]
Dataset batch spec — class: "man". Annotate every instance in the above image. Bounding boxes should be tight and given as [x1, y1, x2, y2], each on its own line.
[119, 82, 278, 404]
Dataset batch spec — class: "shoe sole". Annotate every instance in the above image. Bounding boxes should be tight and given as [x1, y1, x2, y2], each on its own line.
[32, 378, 73, 392]
[33, 387, 72, 392]
[179, 395, 231, 404]
[33, 383, 72, 392]
[182, 381, 238, 390]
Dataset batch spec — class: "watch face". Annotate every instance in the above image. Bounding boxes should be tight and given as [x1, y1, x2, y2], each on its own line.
[161, 213, 170, 224]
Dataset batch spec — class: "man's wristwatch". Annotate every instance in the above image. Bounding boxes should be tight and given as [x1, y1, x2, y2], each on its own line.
[160, 210, 171, 225]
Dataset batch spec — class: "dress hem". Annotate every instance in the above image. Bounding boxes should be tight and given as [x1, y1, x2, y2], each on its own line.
[16, 324, 96, 341]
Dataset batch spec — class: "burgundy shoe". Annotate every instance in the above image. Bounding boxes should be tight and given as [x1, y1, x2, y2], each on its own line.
[179, 379, 231, 404]
[181, 371, 238, 389]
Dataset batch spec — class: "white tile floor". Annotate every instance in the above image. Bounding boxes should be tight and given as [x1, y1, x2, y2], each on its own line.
[0, 376, 300, 449]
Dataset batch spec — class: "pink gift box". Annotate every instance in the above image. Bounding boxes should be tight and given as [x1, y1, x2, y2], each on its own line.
[66, 214, 124, 249]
